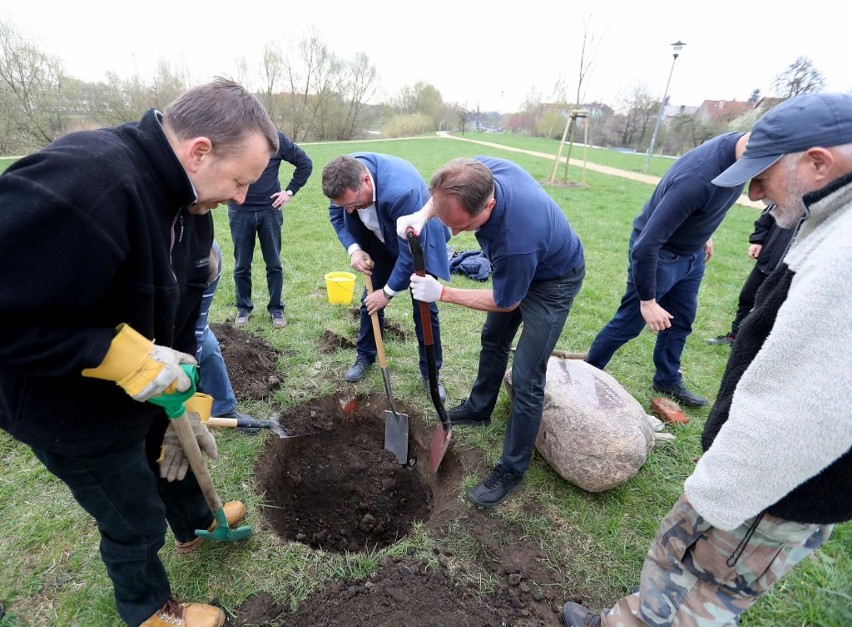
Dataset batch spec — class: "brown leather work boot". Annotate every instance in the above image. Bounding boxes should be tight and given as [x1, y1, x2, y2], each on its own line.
[175, 500, 246, 555]
[141, 598, 224, 627]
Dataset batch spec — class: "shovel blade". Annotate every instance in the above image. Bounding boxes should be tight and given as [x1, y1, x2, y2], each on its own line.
[383, 410, 409, 464]
[429, 425, 452, 473]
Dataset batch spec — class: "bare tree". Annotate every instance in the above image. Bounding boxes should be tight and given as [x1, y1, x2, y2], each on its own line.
[455, 104, 474, 135]
[772, 56, 826, 98]
[149, 60, 189, 110]
[0, 19, 68, 149]
[609, 83, 656, 150]
[550, 15, 602, 182]
[333, 51, 379, 139]
[259, 43, 286, 124]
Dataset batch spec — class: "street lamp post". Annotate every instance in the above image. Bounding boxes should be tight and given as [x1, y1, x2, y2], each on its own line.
[644, 40, 686, 172]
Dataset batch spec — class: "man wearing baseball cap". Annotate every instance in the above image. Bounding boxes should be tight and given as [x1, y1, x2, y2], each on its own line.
[561, 92, 852, 626]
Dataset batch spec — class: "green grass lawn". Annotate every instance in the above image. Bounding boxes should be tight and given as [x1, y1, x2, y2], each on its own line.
[1, 135, 849, 626]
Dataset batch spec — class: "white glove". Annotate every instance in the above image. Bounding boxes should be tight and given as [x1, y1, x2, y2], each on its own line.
[409, 274, 444, 303]
[396, 211, 427, 239]
[159, 410, 218, 482]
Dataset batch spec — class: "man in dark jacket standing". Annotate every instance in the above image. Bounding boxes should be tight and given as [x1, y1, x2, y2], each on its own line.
[0, 79, 278, 627]
[706, 208, 796, 345]
[322, 153, 451, 398]
[586, 131, 750, 407]
[228, 130, 312, 329]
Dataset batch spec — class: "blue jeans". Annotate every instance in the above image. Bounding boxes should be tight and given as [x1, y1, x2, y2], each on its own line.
[586, 248, 705, 387]
[195, 242, 238, 416]
[354, 239, 442, 379]
[30, 437, 212, 626]
[464, 265, 585, 476]
[228, 208, 284, 314]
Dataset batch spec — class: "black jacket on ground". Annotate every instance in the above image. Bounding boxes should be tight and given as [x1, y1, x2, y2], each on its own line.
[0, 109, 212, 456]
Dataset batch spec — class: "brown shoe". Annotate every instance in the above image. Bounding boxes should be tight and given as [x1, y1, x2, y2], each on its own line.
[175, 500, 246, 555]
[141, 598, 224, 627]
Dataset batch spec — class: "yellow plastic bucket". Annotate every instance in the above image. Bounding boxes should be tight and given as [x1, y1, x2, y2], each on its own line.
[324, 271, 356, 305]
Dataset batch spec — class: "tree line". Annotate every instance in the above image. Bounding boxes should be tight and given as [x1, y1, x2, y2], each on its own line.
[0, 18, 831, 156]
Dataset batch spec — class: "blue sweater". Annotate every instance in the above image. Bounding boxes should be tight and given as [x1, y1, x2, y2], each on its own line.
[630, 132, 745, 300]
[474, 156, 584, 308]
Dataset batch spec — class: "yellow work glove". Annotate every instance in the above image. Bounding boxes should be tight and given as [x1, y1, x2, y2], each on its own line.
[82, 324, 196, 401]
[159, 408, 218, 482]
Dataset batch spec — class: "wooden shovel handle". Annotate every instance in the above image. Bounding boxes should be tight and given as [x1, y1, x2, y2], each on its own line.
[363, 274, 388, 369]
[172, 412, 222, 512]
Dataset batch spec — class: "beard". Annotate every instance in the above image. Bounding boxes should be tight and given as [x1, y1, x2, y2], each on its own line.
[769, 159, 812, 228]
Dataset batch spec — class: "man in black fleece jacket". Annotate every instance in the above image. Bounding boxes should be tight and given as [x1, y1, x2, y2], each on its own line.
[0, 79, 277, 627]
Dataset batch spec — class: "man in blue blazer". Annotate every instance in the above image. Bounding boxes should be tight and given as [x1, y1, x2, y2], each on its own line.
[322, 153, 451, 399]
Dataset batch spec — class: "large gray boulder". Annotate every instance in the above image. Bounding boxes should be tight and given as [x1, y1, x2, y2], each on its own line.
[504, 356, 665, 492]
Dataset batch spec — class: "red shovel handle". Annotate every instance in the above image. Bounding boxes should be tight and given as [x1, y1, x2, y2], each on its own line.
[406, 229, 448, 431]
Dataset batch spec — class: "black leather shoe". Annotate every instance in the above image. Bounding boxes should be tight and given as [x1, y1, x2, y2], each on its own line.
[706, 333, 735, 346]
[447, 402, 491, 427]
[467, 465, 523, 508]
[422, 376, 447, 403]
[653, 382, 708, 407]
[344, 359, 371, 382]
[561, 601, 601, 627]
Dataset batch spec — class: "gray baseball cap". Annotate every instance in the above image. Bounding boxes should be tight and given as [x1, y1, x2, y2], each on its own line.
[712, 92, 852, 187]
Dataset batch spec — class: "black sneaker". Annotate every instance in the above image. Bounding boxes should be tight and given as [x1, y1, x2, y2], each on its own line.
[561, 601, 601, 627]
[468, 465, 523, 508]
[344, 358, 372, 382]
[653, 382, 708, 407]
[447, 401, 491, 427]
[706, 333, 735, 346]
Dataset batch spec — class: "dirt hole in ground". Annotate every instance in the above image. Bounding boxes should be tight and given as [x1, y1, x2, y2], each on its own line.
[255, 393, 462, 553]
[318, 329, 356, 353]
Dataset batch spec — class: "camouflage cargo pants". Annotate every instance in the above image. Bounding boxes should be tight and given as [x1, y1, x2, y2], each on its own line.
[602, 495, 832, 626]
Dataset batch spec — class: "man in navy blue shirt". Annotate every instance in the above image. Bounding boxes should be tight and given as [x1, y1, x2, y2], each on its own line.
[228, 130, 312, 329]
[399, 157, 585, 508]
[586, 132, 749, 407]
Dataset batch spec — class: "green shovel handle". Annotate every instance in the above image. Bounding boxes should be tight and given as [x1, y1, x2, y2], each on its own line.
[147, 364, 198, 418]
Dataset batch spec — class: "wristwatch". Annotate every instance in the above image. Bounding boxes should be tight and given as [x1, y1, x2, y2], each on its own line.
[285, 189, 294, 197]
[382, 286, 395, 300]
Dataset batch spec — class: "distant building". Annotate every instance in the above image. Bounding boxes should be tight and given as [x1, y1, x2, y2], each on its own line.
[695, 99, 755, 125]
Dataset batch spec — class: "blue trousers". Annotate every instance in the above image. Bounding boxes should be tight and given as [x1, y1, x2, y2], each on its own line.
[195, 242, 238, 416]
[354, 237, 442, 379]
[228, 207, 284, 314]
[464, 265, 585, 476]
[30, 435, 212, 625]
[586, 249, 705, 388]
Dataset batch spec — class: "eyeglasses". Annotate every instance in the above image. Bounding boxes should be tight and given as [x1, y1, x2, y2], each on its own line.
[340, 185, 361, 211]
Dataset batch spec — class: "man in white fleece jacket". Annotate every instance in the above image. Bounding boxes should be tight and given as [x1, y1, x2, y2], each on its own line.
[562, 92, 852, 627]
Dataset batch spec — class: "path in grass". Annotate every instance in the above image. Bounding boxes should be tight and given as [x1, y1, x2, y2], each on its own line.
[436, 131, 764, 210]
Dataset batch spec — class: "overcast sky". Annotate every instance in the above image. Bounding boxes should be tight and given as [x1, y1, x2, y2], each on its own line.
[2, 2, 849, 113]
